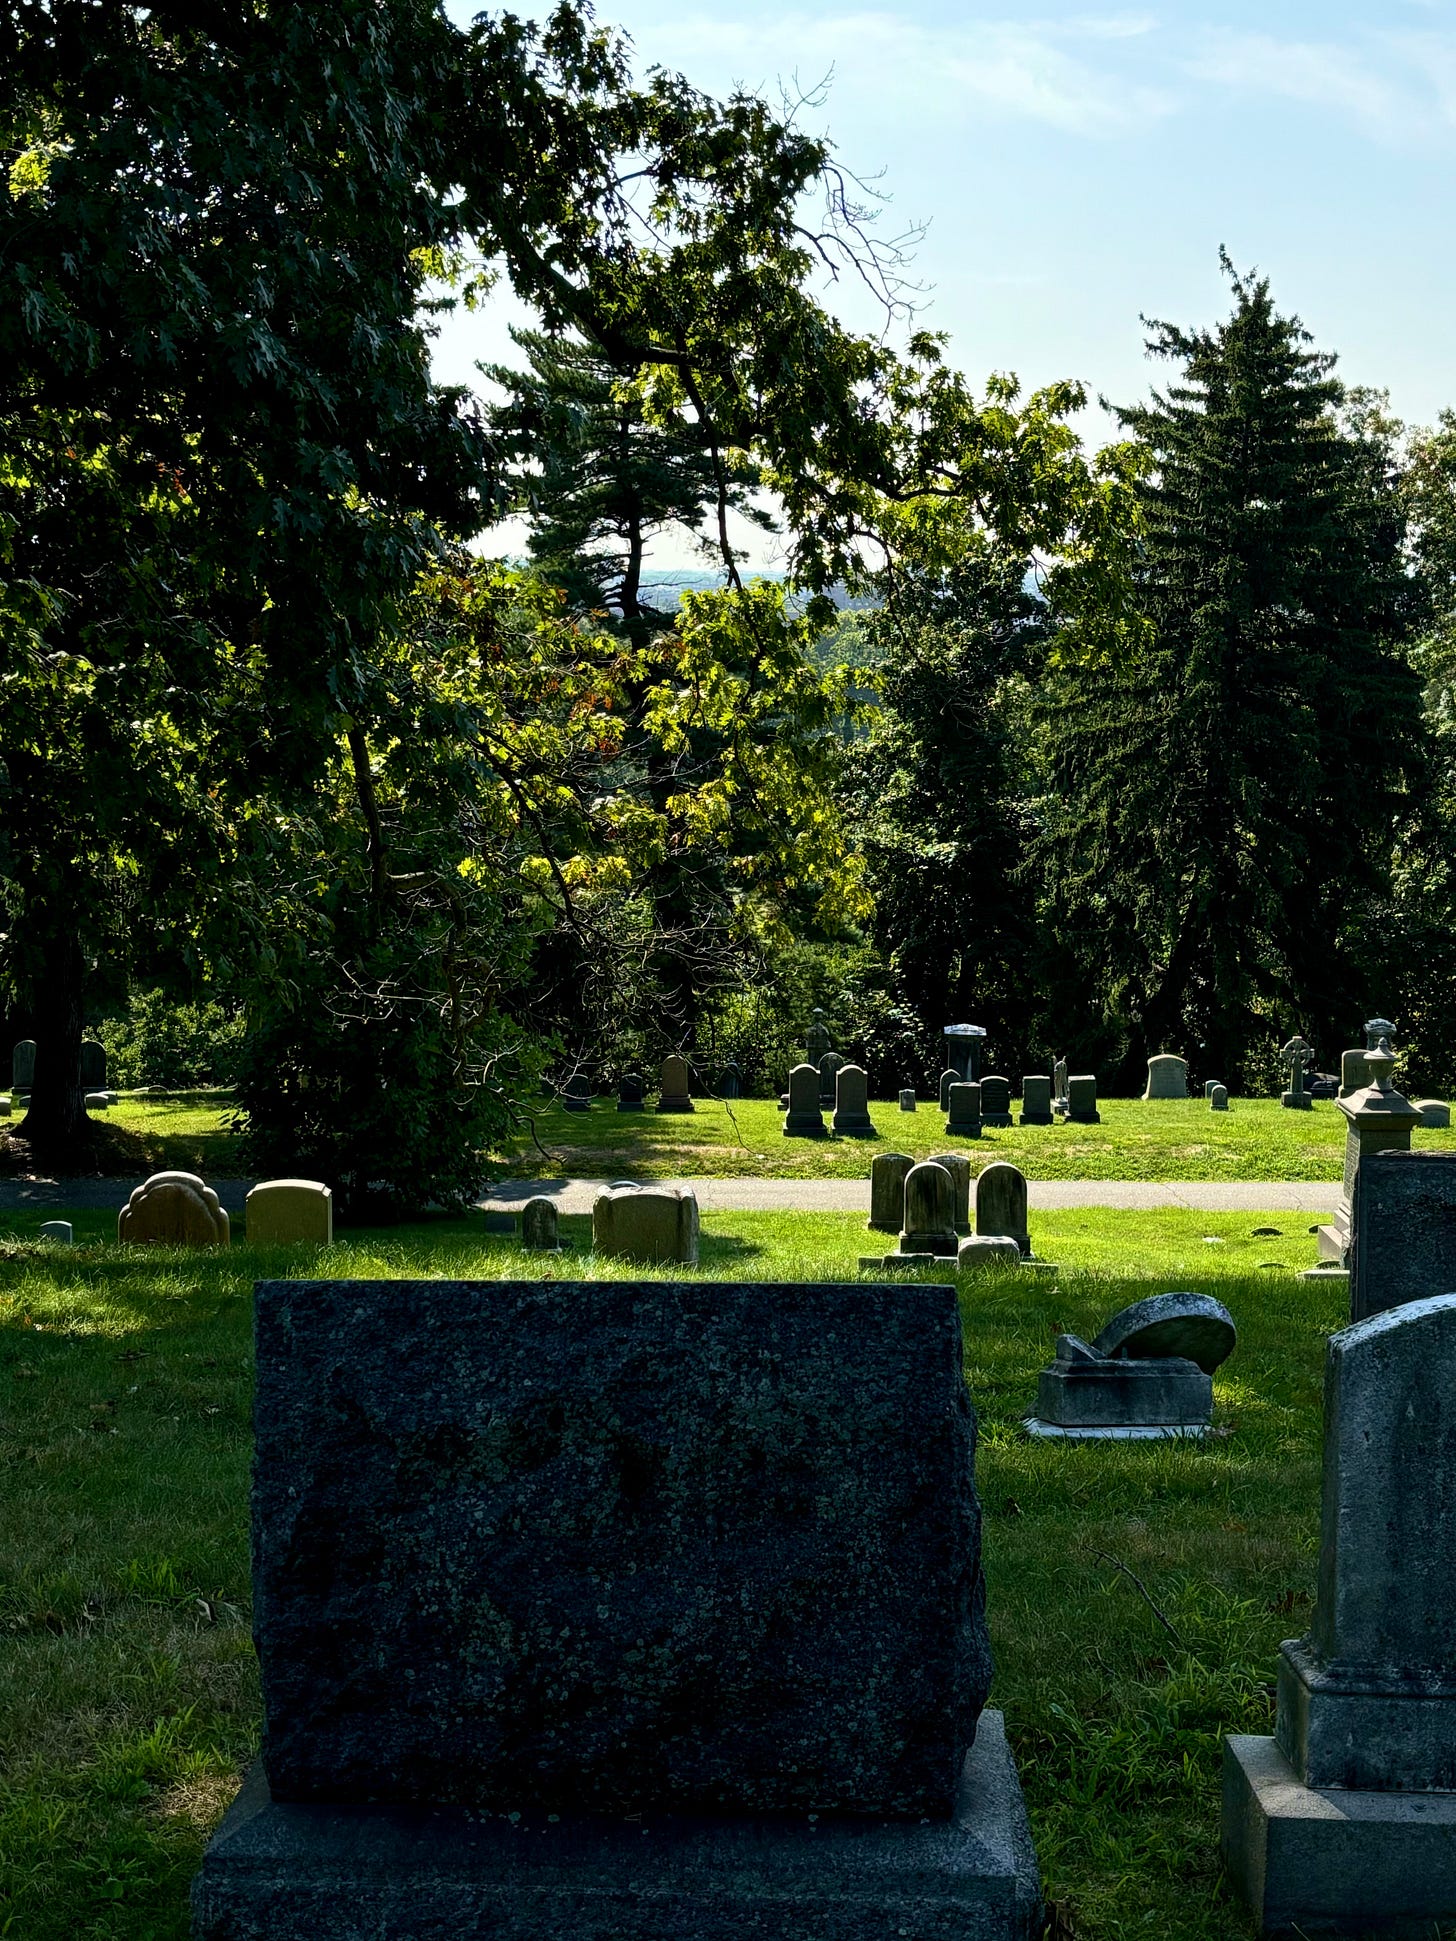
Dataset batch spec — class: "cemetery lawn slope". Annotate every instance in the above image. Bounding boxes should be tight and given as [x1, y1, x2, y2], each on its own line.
[0, 1210, 1381, 1938]
[506, 1092, 1456, 1182]
[0, 1095, 240, 1179]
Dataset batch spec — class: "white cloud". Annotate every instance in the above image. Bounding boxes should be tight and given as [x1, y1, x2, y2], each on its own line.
[1188, 26, 1456, 147]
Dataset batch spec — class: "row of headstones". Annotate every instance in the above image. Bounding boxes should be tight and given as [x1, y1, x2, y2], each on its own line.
[559, 1053, 704, 1113]
[517, 1183, 700, 1262]
[4, 1036, 114, 1115]
[782, 1063, 1103, 1140]
[96, 1172, 335, 1246]
[195, 1266, 1456, 1934]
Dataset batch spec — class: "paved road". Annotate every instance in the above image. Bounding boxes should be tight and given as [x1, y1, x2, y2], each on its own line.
[0, 1175, 1341, 1217]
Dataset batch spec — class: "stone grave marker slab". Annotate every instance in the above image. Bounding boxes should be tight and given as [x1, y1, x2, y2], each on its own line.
[1143, 1054, 1188, 1100]
[782, 1062, 826, 1139]
[1019, 1074, 1053, 1126]
[118, 1171, 229, 1247]
[979, 1076, 1013, 1127]
[868, 1152, 914, 1233]
[592, 1184, 699, 1264]
[246, 1180, 333, 1247]
[655, 1054, 694, 1114]
[1350, 1150, 1456, 1322]
[831, 1063, 875, 1137]
[1092, 1292, 1236, 1373]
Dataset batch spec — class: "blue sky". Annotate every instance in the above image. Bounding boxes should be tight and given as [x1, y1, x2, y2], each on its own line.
[435, 1, 1456, 561]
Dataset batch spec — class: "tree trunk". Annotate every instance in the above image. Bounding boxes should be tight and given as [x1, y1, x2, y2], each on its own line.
[18, 930, 88, 1152]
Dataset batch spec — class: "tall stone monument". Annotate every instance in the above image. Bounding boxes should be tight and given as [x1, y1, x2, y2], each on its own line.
[1280, 1036, 1314, 1111]
[1223, 1294, 1456, 1935]
[192, 1278, 1041, 1937]
[1316, 1040, 1421, 1266]
[943, 1022, 988, 1084]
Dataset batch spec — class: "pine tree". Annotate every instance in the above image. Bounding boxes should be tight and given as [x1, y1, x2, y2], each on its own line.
[1043, 259, 1425, 1087]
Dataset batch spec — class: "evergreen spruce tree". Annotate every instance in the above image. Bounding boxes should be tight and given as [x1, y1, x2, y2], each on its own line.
[1042, 259, 1425, 1087]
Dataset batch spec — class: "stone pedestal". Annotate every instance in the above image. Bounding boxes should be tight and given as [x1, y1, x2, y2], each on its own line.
[1315, 1045, 1420, 1266]
[943, 1023, 986, 1084]
[194, 1715, 1041, 1941]
[1222, 1292, 1456, 1935]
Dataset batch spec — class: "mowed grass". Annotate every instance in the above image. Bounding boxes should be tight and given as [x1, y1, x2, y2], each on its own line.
[512, 1092, 1456, 1182]
[0, 1094, 240, 1180]
[0, 1208, 1410, 1939]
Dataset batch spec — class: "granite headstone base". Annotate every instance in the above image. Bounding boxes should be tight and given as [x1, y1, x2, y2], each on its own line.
[192, 1718, 1041, 1941]
[1222, 1733, 1456, 1938]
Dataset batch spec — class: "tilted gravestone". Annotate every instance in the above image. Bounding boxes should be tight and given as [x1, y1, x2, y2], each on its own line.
[11, 1040, 35, 1092]
[1065, 1074, 1100, 1124]
[592, 1184, 700, 1265]
[1143, 1054, 1188, 1100]
[975, 1162, 1030, 1257]
[782, 1062, 827, 1139]
[655, 1053, 694, 1114]
[246, 1180, 333, 1247]
[899, 1161, 959, 1258]
[929, 1152, 972, 1233]
[1027, 1293, 1235, 1441]
[520, 1196, 560, 1251]
[979, 1076, 1013, 1127]
[1350, 1150, 1456, 1322]
[1019, 1074, 1053, 1126]
[118, 1171, 229, 1247]
[832, 1062, 874, 1136]
[79, 1038, 106, 1091]
[1224, 1294, 1456, 1935]
[946, 1081, 983, 1140]
[868, 1152, 914, 1232]
[193, 1279, 1040, 1936]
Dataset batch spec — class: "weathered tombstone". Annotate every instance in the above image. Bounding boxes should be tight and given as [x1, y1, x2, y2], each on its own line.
[937, 1067, 957, 1113]
[945, 1081, 982, 1140]
[719, 1059, 743, 1099]
[520, 1196, 561, 1251]
[85, 1091, 108, 1111]
[782, 1062, 827, 1139]
[942, 1022, 987, 1083]
[1317, 1040, 1421, 1266]
[1349, 1150, 1456, 1322]
[804, 1006, 832, 1062]
[560, 1072, 591, 1113]
[11, 1040, 35, 1093]
[193, 1278, 1039, 1935]
[1209, 1083, 1228, 1112]
[1019, 1074, 1053, 1126]
[898, 1161, 959, 1257]
[1026, 1293, 1235, 1441]
[616, 1072, 646, 1113]
[79, 1038, 106, 1091]
[958, 1235, 1022, 1273]
[898, 1086, 916, 1112]
[39, 1219, 73, 1244]
[1279, 1035, 1314, 1110]
[975, 1162, 1030, 1257]
[1416, 1098, 1451, 1129]
[117, 1171, 229, 1247]
[831, 1062, 875, 1137]
[1223, 1294, 1456, 1935]
[246, 1180, 333, 1247]
[1065, 1074, 1100, 1124]
[655, 1053, 694, 1114]
[1052, 1058, 1069, 1113]
[868, 1152, 914, 1233]
[929, 1152, 972, 1233]
[818, 1049, 847, 1107]
[1143, 1053, 1188, 1100]
[593, 1184, 700, 1264]
[979, 1075, 1013, 1127]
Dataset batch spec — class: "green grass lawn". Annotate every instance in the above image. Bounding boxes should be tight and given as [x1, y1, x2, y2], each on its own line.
[0, 1094, 241, 1179]
[512, 1091, 1456, 1181]
[0, 1207, 1402, 1939]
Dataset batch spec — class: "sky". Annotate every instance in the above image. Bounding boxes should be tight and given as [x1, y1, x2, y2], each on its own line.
[434, 0, 1456, 568]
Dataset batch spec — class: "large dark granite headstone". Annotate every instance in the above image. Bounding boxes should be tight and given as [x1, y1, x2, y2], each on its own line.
[251, 1279, 990, 1820]
[1350, 1149, 1456, 1322]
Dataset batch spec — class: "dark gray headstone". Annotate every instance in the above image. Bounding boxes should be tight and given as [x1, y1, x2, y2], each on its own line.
[818, 1049, 847, 1107]
[868, 1152, 913, 1232]
[979, 1076, 1012, 1126]
[1209, 1083, 1228, 1112]
[719, 1059, 742, 1099]
[251, 1279, 990, 1819]
[1351, 1150, 1456, 1323]
[11, 1039, 34, 1091]
[975, 1162, 1029, 1255]
[898, 1087, 916, 1112]
[1093, 1292, 1236, 1373]
[929, 1151, 972, 1232]
[1019, 1074, 1053, 1125]
[560, 1073, 591, 1113]
[616, 1072, 646, 1112]
[899, 1163, 958, 1257]
[520, 1196, 559, 1251]
[782, 1062, 826, 1139]
[79, 1037, 106, 1089]
[1065, 1074, 1099, 1124]
[946, 1081, 982, 1139]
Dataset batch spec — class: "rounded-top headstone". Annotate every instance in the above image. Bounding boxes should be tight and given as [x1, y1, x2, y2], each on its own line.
[868, 1151, 914, 1231]
[117, 1170, 230, 1248]
[974, 1161, 1029, 1250]
[1093, 1292, 1236, 1373]
[1209, 1083, 1228, 1111]
[1143, 1054, 1189, 1100]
